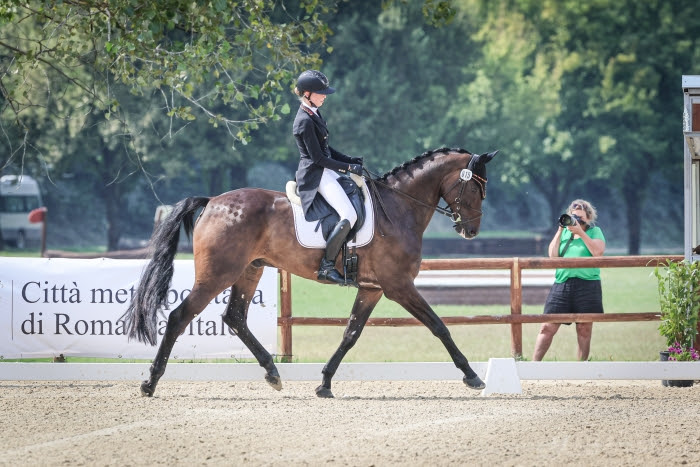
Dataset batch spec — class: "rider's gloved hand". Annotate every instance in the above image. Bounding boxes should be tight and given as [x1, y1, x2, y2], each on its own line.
[347, 163, 363, 176]
[350, 156, 364, 165]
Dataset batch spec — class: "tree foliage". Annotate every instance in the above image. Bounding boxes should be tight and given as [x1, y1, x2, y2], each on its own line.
[521, 0, 700, 253]
[452, 0, 700, 252]
[0, 1, 331, 161]
[0, 0, 333, 249]
[0, 0, 696, 253]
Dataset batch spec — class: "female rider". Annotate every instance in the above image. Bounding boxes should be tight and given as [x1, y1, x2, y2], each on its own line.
[292, 70, 363, 286]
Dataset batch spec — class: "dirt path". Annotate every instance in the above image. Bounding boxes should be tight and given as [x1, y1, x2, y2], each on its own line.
[1, 379, 699, 466]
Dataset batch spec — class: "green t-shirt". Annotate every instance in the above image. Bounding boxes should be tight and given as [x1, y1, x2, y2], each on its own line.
[554, 225, 606, 283]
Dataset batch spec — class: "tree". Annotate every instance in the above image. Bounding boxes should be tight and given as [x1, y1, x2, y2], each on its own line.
[530, 0, 700, 253]
[0, 0, 333, 248]
[316, 2, 482, 171]
[461, 0, 700, 252]
[0, 1, 331, 146]
[0, 1, 457, 249]
[439, 1, 579, 229]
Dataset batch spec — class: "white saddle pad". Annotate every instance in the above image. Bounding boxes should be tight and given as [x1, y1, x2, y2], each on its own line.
[286, 175, 374, 249]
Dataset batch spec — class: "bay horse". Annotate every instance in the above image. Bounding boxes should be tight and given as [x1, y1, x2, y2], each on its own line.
[123, 147, 497, 398]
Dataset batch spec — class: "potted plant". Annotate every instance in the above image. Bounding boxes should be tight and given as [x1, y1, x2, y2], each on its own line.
[654, 259, 700, 387]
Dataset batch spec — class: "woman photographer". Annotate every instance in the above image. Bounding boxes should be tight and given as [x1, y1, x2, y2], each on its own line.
[532, 199, 606, 361]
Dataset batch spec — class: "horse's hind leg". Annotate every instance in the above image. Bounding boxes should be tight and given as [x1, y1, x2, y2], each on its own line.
[315, 288, 384, 398]
[141, 289, 216, 397]
[221, 264, 282, 391]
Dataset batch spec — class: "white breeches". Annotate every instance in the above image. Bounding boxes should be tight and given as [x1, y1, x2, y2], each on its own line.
[318, 168, 357, 227]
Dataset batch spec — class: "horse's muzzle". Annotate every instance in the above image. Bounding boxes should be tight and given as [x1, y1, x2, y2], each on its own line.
[454, 223, 479, 239]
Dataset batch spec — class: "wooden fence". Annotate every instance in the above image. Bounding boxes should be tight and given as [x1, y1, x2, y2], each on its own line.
[277, 255, 684, 361]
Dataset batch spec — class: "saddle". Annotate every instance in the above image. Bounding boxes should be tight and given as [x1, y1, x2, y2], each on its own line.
[285, 173, 370, 243]
[286, 174, 372, 286]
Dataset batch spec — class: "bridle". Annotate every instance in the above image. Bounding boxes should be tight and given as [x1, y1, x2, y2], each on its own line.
[439, 167, 487, 227]
[363, 159, 488, 231]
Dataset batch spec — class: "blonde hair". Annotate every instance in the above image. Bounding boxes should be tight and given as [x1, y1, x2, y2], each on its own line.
[568, 199, 597, 224]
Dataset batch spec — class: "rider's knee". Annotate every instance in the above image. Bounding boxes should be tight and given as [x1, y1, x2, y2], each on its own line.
[343, 210, 357, 228]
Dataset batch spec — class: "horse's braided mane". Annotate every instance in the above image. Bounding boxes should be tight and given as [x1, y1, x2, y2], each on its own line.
[379, 147, 471, 181]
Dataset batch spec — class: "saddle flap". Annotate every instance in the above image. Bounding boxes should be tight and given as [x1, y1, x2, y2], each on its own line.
[289, 175, 374, 249]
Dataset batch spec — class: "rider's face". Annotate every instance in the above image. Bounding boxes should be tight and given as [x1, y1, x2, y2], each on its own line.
[306, 92, 326, 107]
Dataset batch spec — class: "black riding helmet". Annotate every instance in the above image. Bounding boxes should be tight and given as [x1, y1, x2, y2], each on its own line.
[296, 70, 335, 95]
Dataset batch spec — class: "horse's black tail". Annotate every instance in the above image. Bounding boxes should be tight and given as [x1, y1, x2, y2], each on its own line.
[122, 196, 211, 346]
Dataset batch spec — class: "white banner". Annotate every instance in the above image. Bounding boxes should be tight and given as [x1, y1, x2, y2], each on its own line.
[0, 258, 277, 359]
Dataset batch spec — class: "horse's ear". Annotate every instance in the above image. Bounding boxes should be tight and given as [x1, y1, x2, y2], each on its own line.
[482, 150, 498, 162]
[468, 150, 497, 171]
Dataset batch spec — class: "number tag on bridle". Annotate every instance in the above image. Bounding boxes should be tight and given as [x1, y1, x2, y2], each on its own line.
[460, 169, 473, 181]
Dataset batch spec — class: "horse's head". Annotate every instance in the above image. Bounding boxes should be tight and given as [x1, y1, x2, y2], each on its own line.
[441, 150, 497, 239]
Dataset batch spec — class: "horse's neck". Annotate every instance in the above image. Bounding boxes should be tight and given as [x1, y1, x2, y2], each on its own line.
[380, 169, 444, 231]
[379, 152, 471, 231]
[387, 174, 441, 207]
[387, 153, 465, 205]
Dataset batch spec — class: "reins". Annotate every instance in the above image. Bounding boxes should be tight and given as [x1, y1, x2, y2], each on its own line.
[361, 162, 487, 235]
[362, 169, 396, 237]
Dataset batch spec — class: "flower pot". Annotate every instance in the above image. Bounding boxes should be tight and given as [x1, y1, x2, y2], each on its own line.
[659, 351, 695, 387]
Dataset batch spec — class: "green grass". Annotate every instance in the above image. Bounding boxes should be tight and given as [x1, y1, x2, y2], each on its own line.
[0, 246, 109, 257]
[285, 267, 666, 363]
[0, 249, 44, 257]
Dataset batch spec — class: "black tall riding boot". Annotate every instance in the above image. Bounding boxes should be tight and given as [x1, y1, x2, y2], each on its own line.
[318, 219, 351, 285]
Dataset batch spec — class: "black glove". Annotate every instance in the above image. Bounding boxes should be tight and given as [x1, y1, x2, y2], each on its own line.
[347, 163, 363, 176]
[350, 156, 364, 165]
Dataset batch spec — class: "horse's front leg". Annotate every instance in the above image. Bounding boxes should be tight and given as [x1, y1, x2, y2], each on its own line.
[316, 288, 384, 398]
[221, 265, 282, 390]
[384, 283, 485, 391]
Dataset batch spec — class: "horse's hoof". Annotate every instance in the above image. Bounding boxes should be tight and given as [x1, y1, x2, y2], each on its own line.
[140, 381, 155, 397]
[265, 373, 283, 391]
[463, 375, 485, 390]
[315, 385, 334, 398]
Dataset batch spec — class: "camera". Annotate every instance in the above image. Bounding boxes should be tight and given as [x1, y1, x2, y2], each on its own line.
[559, 213, 583, 227]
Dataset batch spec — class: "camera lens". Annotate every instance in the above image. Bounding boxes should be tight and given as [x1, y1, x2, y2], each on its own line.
[559, 213, 574, 227]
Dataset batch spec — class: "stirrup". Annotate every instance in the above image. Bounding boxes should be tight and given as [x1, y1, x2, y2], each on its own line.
[319, 271, 358, 288]
[318, 267, 345, 285]
[318, 258, 356, 287]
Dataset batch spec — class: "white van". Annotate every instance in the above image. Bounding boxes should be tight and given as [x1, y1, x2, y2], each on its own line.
[0, 175, 43, 249]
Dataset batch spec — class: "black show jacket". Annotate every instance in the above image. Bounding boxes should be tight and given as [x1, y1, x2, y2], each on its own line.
[293, 104, 355, 221]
